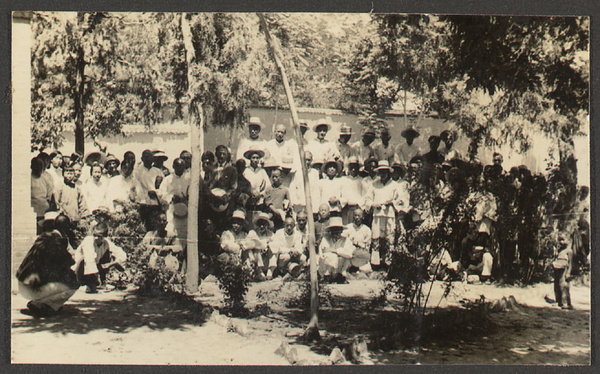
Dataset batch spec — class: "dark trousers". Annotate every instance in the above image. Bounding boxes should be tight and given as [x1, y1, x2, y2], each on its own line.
[553, 268, 571, 307]
[139, 204, 162, 231]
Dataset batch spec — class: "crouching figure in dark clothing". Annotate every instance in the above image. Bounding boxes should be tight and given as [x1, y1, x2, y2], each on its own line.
[17, 212, 79, 317]
[73, 222, 127, 293]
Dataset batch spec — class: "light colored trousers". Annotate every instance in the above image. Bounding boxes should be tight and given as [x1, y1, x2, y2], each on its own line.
[19, 281, 77, 311]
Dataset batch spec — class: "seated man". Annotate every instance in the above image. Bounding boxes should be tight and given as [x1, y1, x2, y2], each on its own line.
[219, 209, 249, 265]
[142, 213, 184, 272]
[74, 222, 127, 293]
[428, 248, 462, 281]
[244, 212, 274, 280]
[340, 208, 373, 277]
[466, 246, 494, 284]
[269, 216, 306, 279]
[17, 212, 79, 317]
[318, 216, 354, 283]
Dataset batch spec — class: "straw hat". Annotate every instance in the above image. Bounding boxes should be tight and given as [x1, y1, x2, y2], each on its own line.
[243, 149, 265, 160]
[374, 160, 392, 172]
[104, 154, 120, 168]
[249, 116, 263, 129]
[327, 216, 344, 229]
[401, 126, 420, 139]
[312, 118, 332, 132]
[322, 160, 341, 174]
[231, 209, 246, 221]
[339, 124, 352, 136]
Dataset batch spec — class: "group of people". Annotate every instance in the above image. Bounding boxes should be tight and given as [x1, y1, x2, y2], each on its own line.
[25, 115, 589, 315]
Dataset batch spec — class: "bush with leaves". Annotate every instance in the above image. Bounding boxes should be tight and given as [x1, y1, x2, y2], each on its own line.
[213, 255, 253, 317]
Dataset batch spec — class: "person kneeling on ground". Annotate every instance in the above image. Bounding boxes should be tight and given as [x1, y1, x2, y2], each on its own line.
[73, 222, 127, 293]
[427, 247, 462, 281]
[466, 245, 493, 284]
[17, 212, 79, 317]
[269, 216, 306, 279]
[340, 208, 373, 278]
[142, 213, 184, 273]
[318, 216, 354, 284]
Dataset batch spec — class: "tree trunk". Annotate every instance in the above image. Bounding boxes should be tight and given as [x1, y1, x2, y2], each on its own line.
[258, 13, 320, 341]
[182, 13, 200, 293]
[74, 13, 87, 156]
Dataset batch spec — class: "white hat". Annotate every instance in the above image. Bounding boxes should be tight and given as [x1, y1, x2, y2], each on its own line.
[232, 210, 246, 221]
[374, 160, 392, 172]
[38, 211, 59, 227]
[312, 118, 332, 132]
[327, 216, 344, 229]
[249, 116, 263, 128]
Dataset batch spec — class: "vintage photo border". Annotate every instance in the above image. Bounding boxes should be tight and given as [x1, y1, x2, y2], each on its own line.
[2, 0, 599, 372]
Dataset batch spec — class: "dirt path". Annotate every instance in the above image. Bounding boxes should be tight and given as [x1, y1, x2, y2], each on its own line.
[11, 278, 590, 365]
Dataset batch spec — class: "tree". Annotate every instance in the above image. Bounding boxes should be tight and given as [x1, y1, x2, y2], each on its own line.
[31, 12, 180, 153]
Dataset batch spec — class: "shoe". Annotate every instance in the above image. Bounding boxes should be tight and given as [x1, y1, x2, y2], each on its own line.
[255, 272, 266, 282]
[266, 269, 274, 280]
[85, 285, 98, 294]
[336, 274, 349, 284]
[561, 304, 574, 310]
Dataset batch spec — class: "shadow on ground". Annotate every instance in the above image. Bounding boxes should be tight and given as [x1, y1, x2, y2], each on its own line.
[12, 292, 210, 335]
[278, 293, 590, 365]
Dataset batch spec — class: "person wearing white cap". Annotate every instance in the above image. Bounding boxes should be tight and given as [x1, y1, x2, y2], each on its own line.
[306, 118, 338, 165]
[17, 211, 79, 317]
[244, 212, 274, 280]
[236, 116, 270, 163]
[317, 216, 354, 283]
[366, 160, 404, 269]
[268, 216, 306, 279]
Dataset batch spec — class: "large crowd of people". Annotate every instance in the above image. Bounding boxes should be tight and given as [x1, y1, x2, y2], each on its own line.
[24, 116, 590, 316]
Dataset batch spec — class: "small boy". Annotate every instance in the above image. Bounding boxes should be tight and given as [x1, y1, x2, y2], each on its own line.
[264, 168, 290, 230]
[269, 216, 306, 278]
[56, 164, 89, 225]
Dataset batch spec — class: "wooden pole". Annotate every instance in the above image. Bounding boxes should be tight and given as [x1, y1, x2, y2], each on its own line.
[182, 13, 200, 293]
[257, 13, 320, 341]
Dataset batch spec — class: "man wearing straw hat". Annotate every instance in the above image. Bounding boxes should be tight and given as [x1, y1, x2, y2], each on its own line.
[243, 149, 270, 220]
[397, 125, 422, 165]
[335, 123, 355, 172]
[367, 160, 403, 269]
[245, 212, 275, 280]
[236, 116, 269, 163]
[306, 117, 338, 165]
[352, 127, 376, 164]
[289, 150, 321, 215]
[220, 209, 250, 265]
[318, 216, 354, 283]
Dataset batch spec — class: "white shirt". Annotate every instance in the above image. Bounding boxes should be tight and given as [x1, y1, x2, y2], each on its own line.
[306, 139, 337, 164]
[106, 175, 143, 212]
[82, 178, 108, 212]
[344, 223, 372, 251]
[136, 166, 163, 205]
[318, 177, 347, 209]
[368, 178, 403, 218]
[270, 229, 304, 255]
[265, 139, 295, 168]
[340, 175, 366, 207]
[158, 173, 190, 205]
[74, 236, 127, 275]
[243, 167, 270, 203]
[397, 142, 421, 164]
[290, 168, 320, 213]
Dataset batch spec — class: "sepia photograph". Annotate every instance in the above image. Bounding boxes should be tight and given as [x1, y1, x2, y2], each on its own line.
[10, 11, 590, 365]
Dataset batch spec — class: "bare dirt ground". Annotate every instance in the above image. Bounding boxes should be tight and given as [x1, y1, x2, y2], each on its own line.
[11, 276, 590, 365]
